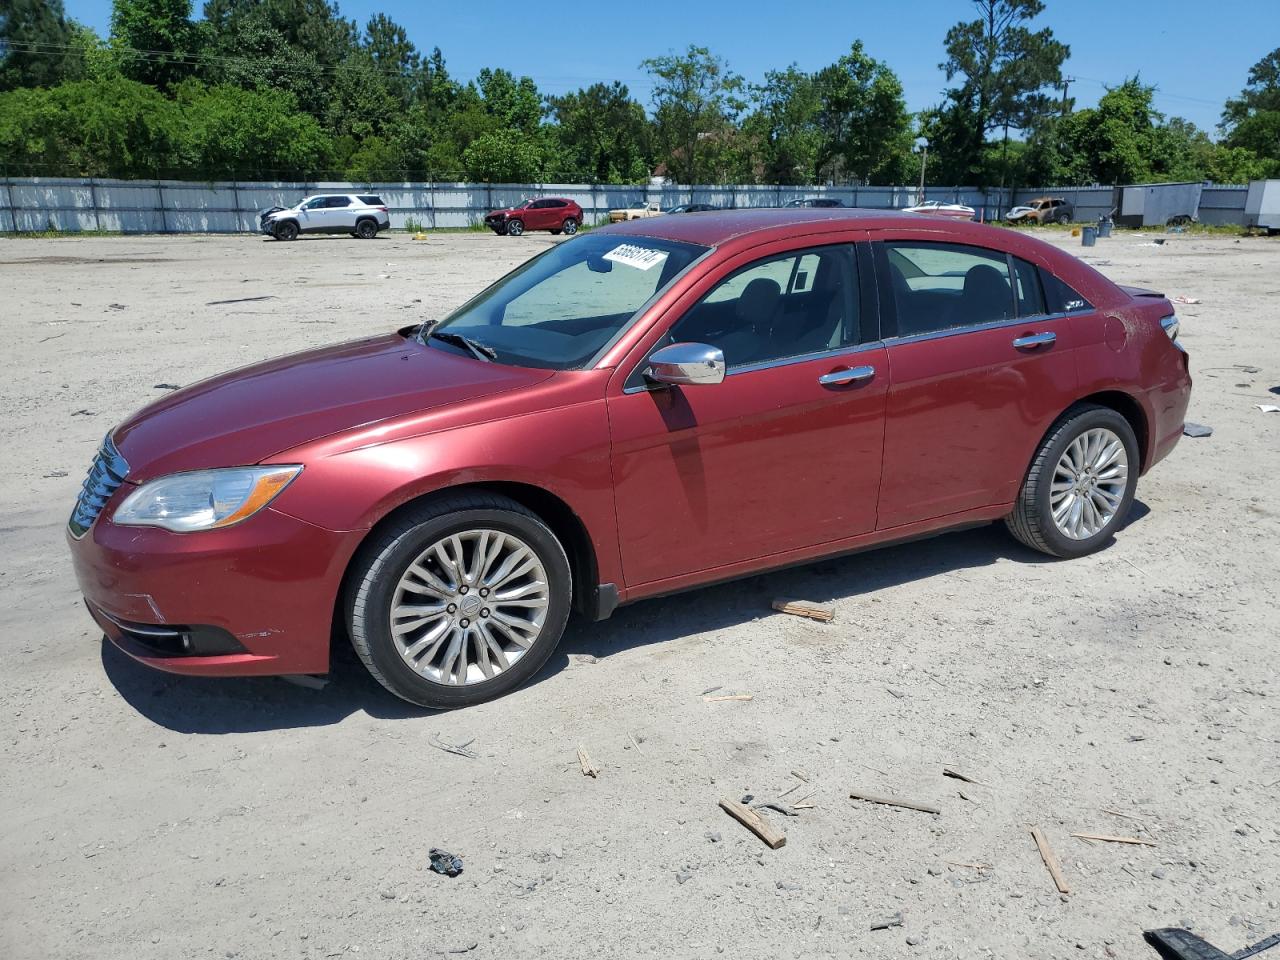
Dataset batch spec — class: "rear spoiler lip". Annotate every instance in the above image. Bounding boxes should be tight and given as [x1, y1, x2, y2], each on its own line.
[1117, 283, 1167, 300]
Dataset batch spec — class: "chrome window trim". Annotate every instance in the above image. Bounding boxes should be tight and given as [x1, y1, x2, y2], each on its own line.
[622, 341, 884, 395]
[879, 310, 1075, 348]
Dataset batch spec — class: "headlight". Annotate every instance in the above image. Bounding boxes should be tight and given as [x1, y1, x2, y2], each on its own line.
[113, 466, 301, 532]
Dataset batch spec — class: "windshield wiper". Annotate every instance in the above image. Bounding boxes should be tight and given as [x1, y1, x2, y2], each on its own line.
[429, 329, 497, 362]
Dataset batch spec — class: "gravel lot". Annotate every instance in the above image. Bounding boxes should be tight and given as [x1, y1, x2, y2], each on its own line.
[1, 228, 1277, 960]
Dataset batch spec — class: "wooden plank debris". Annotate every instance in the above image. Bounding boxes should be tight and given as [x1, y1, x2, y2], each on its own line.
[849, 789, 941, 815]
[719, 798, 786, 849]
[771, 599, 835, 622]
[1030, 827, 1071, 895]
[1070, 832, 1155, 846]
[576, 744, 598, 778]
[703, 693, 753, 703]
[942, 767, 985, 785]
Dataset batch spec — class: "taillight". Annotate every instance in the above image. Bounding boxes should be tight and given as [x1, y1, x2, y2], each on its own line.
[1160, 314, 1185, 353]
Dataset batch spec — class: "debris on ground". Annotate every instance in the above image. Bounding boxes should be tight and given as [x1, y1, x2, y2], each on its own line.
[870, 912, 904, 931]
[1172, 296, 1201, 304]
[428, 734, 479, 759]
[1029, 827, 1070, 895]
[942, 767, 985, 785]
[107, 302, 126, 310]
[41, 470, 68, 478]
[1183, 422, 1213, 438]
[753, 801, 800, 818]
[700, 685, 721, 696]
[576, 744, 598, 778]
[1255, 404, 1280, 413]
[719, 797, 786, 849]
[1070, 832, 1155, 846]
[1144, 927, 1280, 960]
[568, 653, 598, 665]
[627, 731, 645, 754]
[205, 295, 276, 306]
[152, 383, 181, 391]
[771, 598, 835, 622]
[704, 693, 753, 703]
[849, 789, 941, 815]
[428, 848, 463, 877]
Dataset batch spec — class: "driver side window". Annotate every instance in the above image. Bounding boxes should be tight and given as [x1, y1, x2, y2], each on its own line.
[669, 245, 859, 369]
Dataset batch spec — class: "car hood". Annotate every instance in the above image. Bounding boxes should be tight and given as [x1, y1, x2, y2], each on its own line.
[112, 334, 554, 481]
[1007, 206, 1034, 216]
[487, 207, 524, 217]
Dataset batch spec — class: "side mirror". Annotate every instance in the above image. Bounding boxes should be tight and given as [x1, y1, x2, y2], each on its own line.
[646, 342, 726, 387]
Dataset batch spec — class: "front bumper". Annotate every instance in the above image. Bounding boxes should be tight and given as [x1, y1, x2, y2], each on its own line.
[69, 505, 356, 677]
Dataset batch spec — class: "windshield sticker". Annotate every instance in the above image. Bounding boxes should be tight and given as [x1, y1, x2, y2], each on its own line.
[604, 244, 669, 271]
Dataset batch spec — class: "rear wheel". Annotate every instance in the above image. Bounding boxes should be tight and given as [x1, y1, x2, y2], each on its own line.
[506, 219, 525, 237]
[274, 220, 299, 242]
[356, 218, 378, 239]
[1005, 405, 1138, 558]
[345, 493, 572, 709]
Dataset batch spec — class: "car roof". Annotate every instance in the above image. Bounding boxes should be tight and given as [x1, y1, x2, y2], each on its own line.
[598, 207, 940, 246]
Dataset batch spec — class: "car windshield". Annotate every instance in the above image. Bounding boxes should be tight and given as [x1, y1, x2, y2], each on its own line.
[424, 234, 708, 370]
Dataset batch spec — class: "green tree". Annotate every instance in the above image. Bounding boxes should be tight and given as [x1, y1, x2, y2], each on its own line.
[110, 0, 195, 88]
[193, 10, 326, 116]
[462, 128, 545, 183]
[548, 81, 651, 182]
[1222, 47, 1280, 171]
[812, 41, 914, 184]
[641, 45, 745, 183]
[935, 0, 1068, 183]
[362, 12, 418, 110]
[745, 65, 821, 184]
[0, 0, 84, 90]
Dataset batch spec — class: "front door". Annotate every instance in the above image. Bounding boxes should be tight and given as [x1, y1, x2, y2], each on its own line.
[608, 239, 888, 589]
[873, 236, 1081, 528]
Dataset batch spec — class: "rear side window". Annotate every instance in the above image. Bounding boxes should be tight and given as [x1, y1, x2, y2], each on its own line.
[357, 195, 383, 205]
[324, 196, 351, 208]
[1041, 270, 1094, 313]
[1011, 257, 1046, 316]
[883, 242, 1014, 337]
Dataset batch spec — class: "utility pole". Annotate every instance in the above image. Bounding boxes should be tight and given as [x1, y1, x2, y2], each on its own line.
[916, 137, 928, 202]
[1059, 76, 1075, 116]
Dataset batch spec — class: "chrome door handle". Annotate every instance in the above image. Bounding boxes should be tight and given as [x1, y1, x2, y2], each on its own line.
[818, 365, 875, 386]
[1012, 331, 1056, 349]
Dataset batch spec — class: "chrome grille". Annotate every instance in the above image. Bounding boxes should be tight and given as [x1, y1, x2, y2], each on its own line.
[68, 435, 129, 538]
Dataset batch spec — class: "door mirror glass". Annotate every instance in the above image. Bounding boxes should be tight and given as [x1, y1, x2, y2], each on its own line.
[646, 342, 726, 386]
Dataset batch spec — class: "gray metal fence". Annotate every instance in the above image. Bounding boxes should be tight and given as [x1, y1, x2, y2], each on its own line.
[0, 176, 1251, 234]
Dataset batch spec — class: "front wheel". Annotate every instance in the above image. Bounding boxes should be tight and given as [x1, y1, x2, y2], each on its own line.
[506, 219, 525, 237]
[274, 220, 299, 241]
[562, 218, 578, 235]
[345, 493, 572, 709]
[1005, 405, 1138, 558]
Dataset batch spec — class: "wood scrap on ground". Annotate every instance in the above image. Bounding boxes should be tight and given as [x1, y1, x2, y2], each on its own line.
[719, 798, 786, 849]
[942, 767, 985, 785]
[1070, 832, 1155, 846]
[1030, 826, 1071, 895]
[703, 693, 753, 703]
[848, 789, 941, 815]
[576, 744, 598, 778]
[771, 599, 834, 622]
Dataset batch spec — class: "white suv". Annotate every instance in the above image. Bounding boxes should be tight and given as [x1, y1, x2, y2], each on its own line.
[259, 194, 391, 241]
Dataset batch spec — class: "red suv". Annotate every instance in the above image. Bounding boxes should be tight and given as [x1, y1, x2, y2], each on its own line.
[68, 209, 1191, 708]
[484, 197, 583, 236]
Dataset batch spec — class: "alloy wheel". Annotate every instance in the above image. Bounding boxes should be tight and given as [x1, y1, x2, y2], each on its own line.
[1049, 427, 1129, 540]
[389, 529, 550, 685]
[507, 220, 524, 236]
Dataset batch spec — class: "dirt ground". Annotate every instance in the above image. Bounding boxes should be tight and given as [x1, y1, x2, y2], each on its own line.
[1, 227, 1277, 960]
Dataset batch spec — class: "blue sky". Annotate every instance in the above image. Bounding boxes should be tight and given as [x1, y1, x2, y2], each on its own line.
[66, 0, 1279, 133]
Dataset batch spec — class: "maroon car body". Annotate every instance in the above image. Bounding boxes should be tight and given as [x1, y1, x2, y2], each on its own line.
[68, 209, 1191, 705]
[483, 197, 583, 236]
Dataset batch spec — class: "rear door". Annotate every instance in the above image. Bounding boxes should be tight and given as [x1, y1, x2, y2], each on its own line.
[873, 234, 1080, 529]
[608, 236, 888, 587]
[324, 195, 356, 231]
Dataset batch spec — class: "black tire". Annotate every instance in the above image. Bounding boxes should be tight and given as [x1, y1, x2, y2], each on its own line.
[562, 218, 578, 235]
[345, 493, 572, 709]
[493, 223, 508, 236]
[1004, 404, 1139, 558]
[506, 219, 525, 237]
[356, 218, 378, 239]
[274, 220, 299, 241]
[550, 228, 562, 236]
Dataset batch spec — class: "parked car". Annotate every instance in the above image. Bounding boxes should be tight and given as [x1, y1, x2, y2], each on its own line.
[903, 200, 976, 220]
[1006, 197, 1074, 225]
[68, 208, 1191, 709]
[785, 198, 846, 208]
[484, 198, 582, 237]
[609, 200, 663, 223]
[259, 195, 390, 240]
[665, 203, 719, 214]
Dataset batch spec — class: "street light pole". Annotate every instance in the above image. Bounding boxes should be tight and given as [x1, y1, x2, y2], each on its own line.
[916, 138, 928, 203]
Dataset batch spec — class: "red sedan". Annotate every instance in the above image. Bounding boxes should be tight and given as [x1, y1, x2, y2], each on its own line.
[68, 209, 1191, 708]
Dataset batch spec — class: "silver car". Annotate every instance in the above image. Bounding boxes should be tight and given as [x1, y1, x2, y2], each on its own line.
[259, 194, 391, 241]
